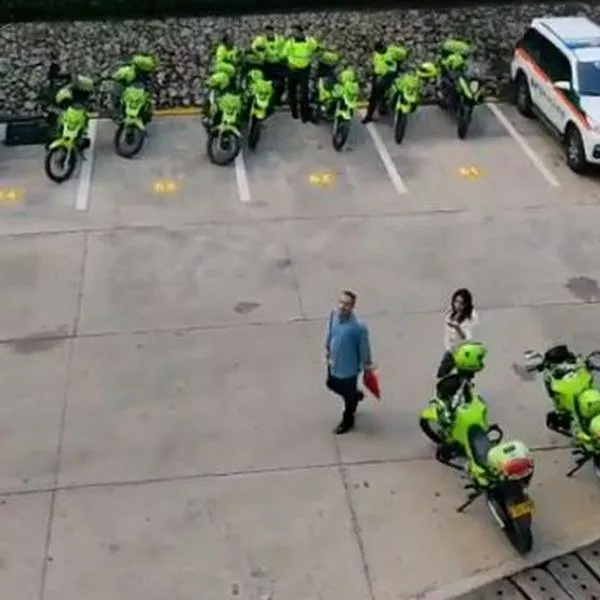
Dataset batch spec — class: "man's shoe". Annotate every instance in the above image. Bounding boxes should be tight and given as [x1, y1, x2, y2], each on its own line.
[362, 116, 372, 124]
[334, 419, 355, 435]
[357, 390, 365, 403]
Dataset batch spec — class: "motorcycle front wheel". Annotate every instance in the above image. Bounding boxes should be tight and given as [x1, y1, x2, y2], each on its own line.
[207, 130, 241, 166]
[248, 117, 262, 150]
[114, 122, 145, 158]
[394, 111, 408, 145]
[457, 103, 473, 139]
[332, 118, 350, 151]
[44, 146, 77, 183]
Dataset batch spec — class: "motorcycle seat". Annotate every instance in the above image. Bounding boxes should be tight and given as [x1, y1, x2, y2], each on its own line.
[467, 425, 492, 467]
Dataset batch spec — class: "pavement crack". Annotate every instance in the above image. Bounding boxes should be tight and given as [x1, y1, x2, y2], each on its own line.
[37, 232, 90, 600]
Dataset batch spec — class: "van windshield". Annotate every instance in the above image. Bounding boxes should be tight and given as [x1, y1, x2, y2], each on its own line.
[577, 61, 600, 95]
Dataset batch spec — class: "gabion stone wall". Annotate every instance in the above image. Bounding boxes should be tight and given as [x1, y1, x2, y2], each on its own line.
[0, 2, 596, 117]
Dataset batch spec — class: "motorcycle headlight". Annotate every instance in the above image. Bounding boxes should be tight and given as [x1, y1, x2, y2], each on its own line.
[470, 80, 480, 93]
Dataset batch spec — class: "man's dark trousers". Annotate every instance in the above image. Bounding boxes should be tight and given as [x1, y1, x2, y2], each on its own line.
[263, 62, 286, 105]
[287, 66, 311, 122]
[327, 372, 362, 426]
[364, 72, 395, 120]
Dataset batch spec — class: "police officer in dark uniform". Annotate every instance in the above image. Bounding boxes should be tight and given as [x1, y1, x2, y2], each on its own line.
[284, 25, 319, 122]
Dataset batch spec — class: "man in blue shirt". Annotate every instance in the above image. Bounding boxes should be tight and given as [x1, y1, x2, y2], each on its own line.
[325, 290, 374, 434]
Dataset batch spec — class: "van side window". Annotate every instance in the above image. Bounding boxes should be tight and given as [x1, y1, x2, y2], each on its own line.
[538, 38, 572, 82]
[517, 28, 545, 63]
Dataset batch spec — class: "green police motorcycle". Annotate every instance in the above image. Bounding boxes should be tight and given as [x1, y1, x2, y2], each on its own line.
[523, 346, 600, 477]
[437, 40, 485, 139]
[244, 70, 273, 151]
[330, 70, 360, 151]
[206, 92, 243, 166]
[44, 104, 89, 183]
[114, 82, 152, 158]
[388, 62, 438, 145]
[420, 343, 535, 554]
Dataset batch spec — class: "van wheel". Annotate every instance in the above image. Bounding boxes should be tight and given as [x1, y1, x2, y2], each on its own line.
[564, 125, 588, 173]
[515, 73, 533, 118]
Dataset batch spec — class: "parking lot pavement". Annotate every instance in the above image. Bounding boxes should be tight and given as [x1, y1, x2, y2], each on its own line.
[5, 103, 600, 600]
[0, 143, 92, 236]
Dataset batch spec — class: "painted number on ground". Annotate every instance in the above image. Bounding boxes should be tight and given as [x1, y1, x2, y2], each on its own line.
[0, 188, 24, 205]
[153, 179, 179, 194]
[309, 171, 335, 187]
[458, 165, 485, 180]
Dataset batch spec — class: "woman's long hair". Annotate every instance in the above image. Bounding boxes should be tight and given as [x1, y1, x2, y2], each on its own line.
[450, 288, 473, 323]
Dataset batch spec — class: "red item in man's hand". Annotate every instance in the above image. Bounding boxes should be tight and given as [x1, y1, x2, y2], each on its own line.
[363, 369, 381, 400]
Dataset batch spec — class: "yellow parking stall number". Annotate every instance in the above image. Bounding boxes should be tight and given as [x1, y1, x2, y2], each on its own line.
[458, 165, 484, 181]
[308, 171, 335, 187]
[153, 179, 179, 195]
[0, 188, 24, 205]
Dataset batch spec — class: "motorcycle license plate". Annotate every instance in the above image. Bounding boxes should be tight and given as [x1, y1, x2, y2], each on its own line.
[508, 499, 534, 519]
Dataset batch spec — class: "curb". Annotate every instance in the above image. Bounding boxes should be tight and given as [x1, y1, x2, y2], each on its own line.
[1, 96, 503, 123]
[148, 96, 500, 118]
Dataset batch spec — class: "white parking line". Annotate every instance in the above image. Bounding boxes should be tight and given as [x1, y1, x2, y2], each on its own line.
[235, 152, 251, 203]
[75, 118, 98, 211]
[364, 120, 408, 195]
[487, 103, 560, 188]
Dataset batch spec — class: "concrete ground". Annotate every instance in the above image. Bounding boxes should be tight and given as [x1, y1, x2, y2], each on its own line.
[3, 103, 600, 600]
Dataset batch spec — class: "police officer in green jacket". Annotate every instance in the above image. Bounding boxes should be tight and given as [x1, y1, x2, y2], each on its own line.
[214, 31, 240, 68]
[252, 24, 286, 105]
[363, 40, 406, 123]
[284, 25, 319, 122]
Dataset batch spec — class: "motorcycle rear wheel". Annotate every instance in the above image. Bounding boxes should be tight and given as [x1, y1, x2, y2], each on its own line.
[44, 146, 77, 183]
[114, 122, 145, 158]
[332, 119, 350, 151]
[488, 492, 533, 555]
[457, 104, 473, 139]
[394, 111, 408, 145]
[207, 130, 241, 166]
[248, 117, 262, 150]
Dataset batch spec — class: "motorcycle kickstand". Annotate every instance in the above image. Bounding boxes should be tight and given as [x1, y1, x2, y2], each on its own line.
[457, 487, 483, 513]
[435, 447, 463, 471]
[546, 422, 572, 438]
[566, 455, 591, 477]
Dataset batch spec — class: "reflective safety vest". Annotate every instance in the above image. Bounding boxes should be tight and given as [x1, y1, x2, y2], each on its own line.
[372, 50, 395, 76]
[286, 37, 318, 69]
[215, 44, 238, 64]
[265, 35, 285, 63]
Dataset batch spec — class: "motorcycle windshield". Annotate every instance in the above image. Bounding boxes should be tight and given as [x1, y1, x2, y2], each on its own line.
[61, 108, 85, 140]
[123, 86, 147, 115]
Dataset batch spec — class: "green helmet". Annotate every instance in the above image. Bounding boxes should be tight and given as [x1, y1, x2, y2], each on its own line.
[248, 69, 264, 82]
[417, 62, 438, 80]
[339, 68, 357, 83]
[444, 53, 466, 70]
[589, 414, 600, 438]
[442, 39, 471, 56]
[73, 74, 94, 92]
[214, 60, 236, 78]
[320, 50, 340, 67]
[207, 71, 230, 90]
[452, 341, 487, 373]
[132, 54, 157, 72]
[578, 388, 600, 420]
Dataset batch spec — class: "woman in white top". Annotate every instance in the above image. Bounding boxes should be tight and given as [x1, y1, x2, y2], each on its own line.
[438, 288, 479, 377]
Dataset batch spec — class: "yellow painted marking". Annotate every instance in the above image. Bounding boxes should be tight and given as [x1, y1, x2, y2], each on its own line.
[153, 179, 179, 194]
[0, 188, 24, 205]
[458, 165, 484, 180]
[308, 171, 335, 187]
